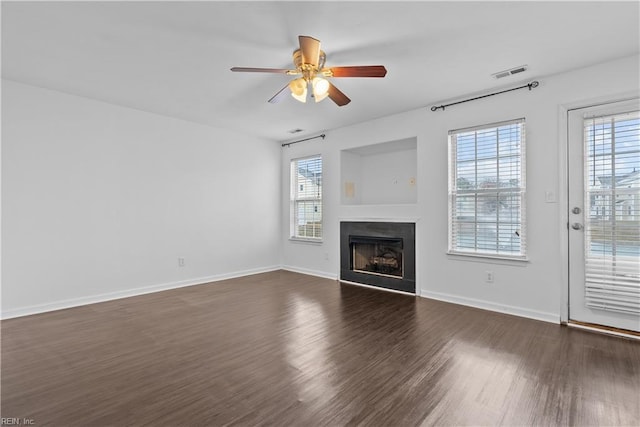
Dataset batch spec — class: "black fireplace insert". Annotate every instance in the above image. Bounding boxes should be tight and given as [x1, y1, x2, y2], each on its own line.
[340, 221, 415, 293]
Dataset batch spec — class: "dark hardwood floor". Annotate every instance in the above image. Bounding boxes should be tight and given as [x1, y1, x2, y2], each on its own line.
[2, 270, 639, 426]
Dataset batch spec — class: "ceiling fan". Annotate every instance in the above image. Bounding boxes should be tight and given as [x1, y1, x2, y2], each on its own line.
[231, 36, 387, 106]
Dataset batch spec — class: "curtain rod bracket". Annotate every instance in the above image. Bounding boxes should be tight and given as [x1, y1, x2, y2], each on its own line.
[430, 80, 539, 112]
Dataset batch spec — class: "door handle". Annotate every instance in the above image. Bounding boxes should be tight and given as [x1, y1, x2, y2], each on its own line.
[572, 207, 581, 214]
[571, 223, 583, 230]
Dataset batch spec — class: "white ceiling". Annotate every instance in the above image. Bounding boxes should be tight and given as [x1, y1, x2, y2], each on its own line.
[2, 1, 639, 142]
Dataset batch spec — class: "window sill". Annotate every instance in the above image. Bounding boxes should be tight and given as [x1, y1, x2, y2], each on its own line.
[289, 237, 323, 245]
[447, 251, 529, 266]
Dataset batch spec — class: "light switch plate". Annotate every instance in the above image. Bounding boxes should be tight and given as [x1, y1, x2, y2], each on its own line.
[545, 191, 557, 203]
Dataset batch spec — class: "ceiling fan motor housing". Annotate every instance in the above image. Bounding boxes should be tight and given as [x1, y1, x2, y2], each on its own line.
[292, 49, 326, 79]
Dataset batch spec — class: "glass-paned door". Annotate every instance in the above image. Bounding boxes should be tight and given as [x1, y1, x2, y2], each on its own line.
[568, 99, 640, 332]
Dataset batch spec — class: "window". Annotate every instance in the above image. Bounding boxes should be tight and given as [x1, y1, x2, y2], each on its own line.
[448, 118, 526, 258]
[290, 155, 322, 240]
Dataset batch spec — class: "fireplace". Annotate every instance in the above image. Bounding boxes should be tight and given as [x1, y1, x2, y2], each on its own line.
[340, 221, 415, 293]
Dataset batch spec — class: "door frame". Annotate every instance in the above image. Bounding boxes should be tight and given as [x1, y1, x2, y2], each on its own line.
[558, 90, 640, 324]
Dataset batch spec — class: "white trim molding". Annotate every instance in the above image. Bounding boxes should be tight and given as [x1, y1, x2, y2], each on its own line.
[420, 289, 559, 324]
[338, 216, 420, 223]
[281, 265, 338, 281]
[1, 265, 281, 319]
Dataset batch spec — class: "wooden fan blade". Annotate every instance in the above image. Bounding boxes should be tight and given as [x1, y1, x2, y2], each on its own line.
[299, 35, 321, 67]
[231, 67, 290, 73]
[328, 66, 387, 78]
[268, 84, 290, 104]
[327, 82, 351, 106]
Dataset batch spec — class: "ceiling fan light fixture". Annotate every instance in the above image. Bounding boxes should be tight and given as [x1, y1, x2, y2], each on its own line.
[231, 35, 386, 106]
[312, 77, 330, 103]
[289, 78, 308, 103]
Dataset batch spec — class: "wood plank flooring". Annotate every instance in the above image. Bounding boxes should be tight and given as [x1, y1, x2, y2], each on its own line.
[2, 270, 639, 426]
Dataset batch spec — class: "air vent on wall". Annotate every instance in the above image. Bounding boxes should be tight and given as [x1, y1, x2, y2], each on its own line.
[492, 65, 528, 79]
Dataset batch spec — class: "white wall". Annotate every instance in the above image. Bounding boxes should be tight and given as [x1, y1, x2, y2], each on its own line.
[281, 54, 640, 322]
[2, 80, 282, 317]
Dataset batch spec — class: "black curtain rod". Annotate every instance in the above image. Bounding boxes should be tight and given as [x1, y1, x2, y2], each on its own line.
[281, 133, 326, 147]
[430, 81, 539, 112]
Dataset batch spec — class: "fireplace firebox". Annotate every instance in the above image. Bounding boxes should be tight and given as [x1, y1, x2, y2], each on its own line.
[351, 236, 403, 278]
[340, 222, 415, 293]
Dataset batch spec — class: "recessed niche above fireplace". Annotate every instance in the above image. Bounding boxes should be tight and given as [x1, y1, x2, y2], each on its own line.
[341, 137, 417, 206]
[340, 221, 416, 294]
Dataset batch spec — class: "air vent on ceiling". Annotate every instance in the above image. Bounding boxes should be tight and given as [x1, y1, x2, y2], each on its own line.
[288, 128, 304, 134]
[492, 65, 528, 79]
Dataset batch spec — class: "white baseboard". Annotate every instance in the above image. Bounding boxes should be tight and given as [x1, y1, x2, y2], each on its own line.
[2, 267, 559, 326]
[281, 265, 338, 281]
[1, 265, 281, 319]
[420, 289, 559, 324]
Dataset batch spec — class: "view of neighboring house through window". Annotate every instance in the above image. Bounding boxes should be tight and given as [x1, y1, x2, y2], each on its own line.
[290, 155, 322, 240]
[448, 118, 526, 258]
[586, 112, 640, 232]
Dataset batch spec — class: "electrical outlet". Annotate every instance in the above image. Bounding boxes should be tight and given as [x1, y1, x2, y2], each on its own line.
[485, 271, 494, 283]
[178, 257, 185, 267]
[324, 252, 329, 261]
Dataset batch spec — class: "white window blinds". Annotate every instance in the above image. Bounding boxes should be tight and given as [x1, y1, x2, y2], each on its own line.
[583, 111, 640, 314]
[448, 119, 526, 258]
[290, 155, 322, 239]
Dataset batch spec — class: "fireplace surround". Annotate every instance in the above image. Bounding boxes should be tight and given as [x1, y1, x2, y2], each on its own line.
[340, 221, 416, 293]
